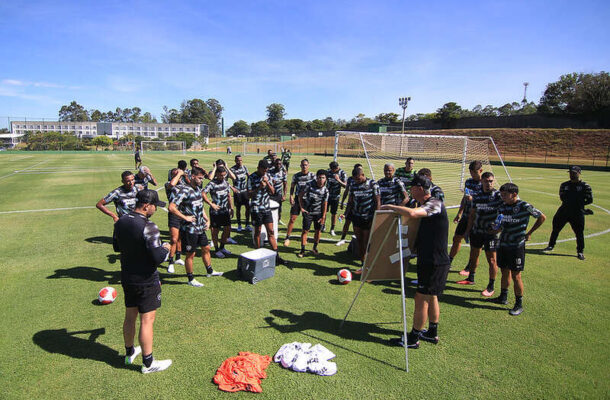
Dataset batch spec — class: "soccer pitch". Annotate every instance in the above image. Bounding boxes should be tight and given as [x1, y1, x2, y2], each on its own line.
[0, 151, 608, 399]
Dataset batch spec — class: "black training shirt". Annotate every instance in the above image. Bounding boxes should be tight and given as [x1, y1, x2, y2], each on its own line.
[113, 211, 168, 286]
[416, 197, 450, 266]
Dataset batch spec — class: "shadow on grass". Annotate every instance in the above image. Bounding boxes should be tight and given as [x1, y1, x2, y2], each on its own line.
[47, 266, 121, 284]
[32, 328, 139, 371]
[381, 285, 506, 311]
[84, 236, 113, 245]
[525, 248, 576, 258]
[264, 309, 406, 370]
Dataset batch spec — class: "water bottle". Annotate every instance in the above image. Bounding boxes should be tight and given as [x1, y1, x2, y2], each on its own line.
[491, 214, 504, 230]
[338, 215, 344, 223]
[464, 188, 471, 196]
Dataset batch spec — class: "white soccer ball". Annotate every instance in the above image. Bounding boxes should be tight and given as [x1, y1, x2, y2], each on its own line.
[98, 287, 117, 305]
[337, 269, 352, 284]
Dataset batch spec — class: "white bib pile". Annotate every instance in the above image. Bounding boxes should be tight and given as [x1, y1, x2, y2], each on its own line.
[274, 342, 337, 376]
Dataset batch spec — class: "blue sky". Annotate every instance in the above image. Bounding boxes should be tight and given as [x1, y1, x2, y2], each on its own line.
[0, 0, 608, 129]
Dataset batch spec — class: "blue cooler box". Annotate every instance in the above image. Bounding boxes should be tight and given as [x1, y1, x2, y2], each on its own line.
[237, 248, 277, 284]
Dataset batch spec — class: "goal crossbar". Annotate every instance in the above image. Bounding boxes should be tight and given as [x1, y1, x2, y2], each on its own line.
[141, 141, 186, 154]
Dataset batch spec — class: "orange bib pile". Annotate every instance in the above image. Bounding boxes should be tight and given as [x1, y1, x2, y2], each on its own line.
[213, 352, 272, 393]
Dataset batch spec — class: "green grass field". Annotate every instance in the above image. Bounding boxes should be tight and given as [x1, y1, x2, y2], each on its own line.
[0, 151, 608, 399]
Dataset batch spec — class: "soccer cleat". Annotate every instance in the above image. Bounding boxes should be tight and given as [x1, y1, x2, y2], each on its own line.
[175, 259, 185, 266]
[330, 230, 337, 236]
[577, 253, 585, 260]
[481, 288, 495, 297]
[279, 220, 286, 226]
[284, 238, 290, 246]
[141, 359, 172, 374]
[509, 306, 523, 316]
[457, 279, 475, 285]
[220, 248, 232, 256]
[237, 225, 243, 232]
[297, 251, 305, 258]
[336, 239, 346, 246]
[215, 251, 225, 259]
[188, 279, 204, 287]
[125, 346, 142, 365]
[543, 246, 554, 252]
[493, 296, 508, 305]
[419, 330, 439, 344]
[167, 264, 175, 274]
[458, 268, 470, 276]
[410, 279, 418, 285]
[245, 225, 253, 232]
[389, 335, 419, 349]
[312, 248, 319, 256]
[206, 269, 224, 277]
[226, 237, 237, 244]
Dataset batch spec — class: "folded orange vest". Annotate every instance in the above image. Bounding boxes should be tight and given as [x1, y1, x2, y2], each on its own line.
[213, 352, 272, 393]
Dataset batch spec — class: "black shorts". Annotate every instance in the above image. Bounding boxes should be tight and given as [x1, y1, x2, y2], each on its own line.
[251, 210, 273, 227]
[270, 193, 283, 204]
[210, 211, 231, 229]
[290, 201, 301, 216]
[181, 231, 209, 253]
[327, 198, 339, 215]
[416, 263, 451, 296]
[470, 232, 499, 251]
[351, 214, 373, 230]
[302, 213, 324, 232]
[454, 217, 469, 236]
[168, 213, 182, 229]
[123, 282, 161, 314]
[283, 161, 290, 169]
[234, 191, 249, 207]
[497, 245, 525, 272]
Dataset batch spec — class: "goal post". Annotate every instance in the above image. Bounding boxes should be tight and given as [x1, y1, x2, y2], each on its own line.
[141, 140, 186, 154]
[242, 142, 279, 156]
[333, 131, 511, 208]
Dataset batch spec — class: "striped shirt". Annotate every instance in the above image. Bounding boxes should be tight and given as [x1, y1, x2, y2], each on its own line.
[498, 200, 543, 248]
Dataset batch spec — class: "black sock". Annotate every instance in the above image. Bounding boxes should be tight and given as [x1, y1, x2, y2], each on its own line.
[487, 279, 495, 291]
[168, 256, 174, 264]
[449, 256, 453, 263]
[331, 224, 335, 231]
[501, 289, 508, 298]
[467, 272, 475, 282]
[175, 252, 181, 260]
[313, 243, 318, 250]
[125, 346, 135, 357]
[187, 273, 194, 282]
[206, 265, 213, 274]
[428, 322, 438, 337]
[515, 295, 523, 307]
[219, 243, 225, 250]
[300, 245, 305, 252]
[143, 353, 153, 368]
[408, 329, 421, 343]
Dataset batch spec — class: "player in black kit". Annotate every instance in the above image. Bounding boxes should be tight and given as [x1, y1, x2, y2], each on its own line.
[96, 170, 138, 222]
[544, 166, 593, 260]
[284, 159, 315, 246]
[230, 155, 251, 231]
[297, 170, 329, 257]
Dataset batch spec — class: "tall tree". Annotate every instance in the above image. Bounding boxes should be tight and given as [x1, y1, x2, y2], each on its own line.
[59, 101, 89, 121]
[227, 120, 250, 136]
[266, 103, 286, 125]
[251, 121, 271, 136]
[375, 112, 400, 124]
[539, 71, 610, 117]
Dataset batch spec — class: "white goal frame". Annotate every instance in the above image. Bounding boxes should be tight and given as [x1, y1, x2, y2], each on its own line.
[141, 140, 186, 154]
[333, 131, 511, 208]
[242, 142, 280, 156]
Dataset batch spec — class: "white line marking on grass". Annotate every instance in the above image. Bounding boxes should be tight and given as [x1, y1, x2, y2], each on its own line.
[0, 206, 95, 214]
[0, 160, 50, 181]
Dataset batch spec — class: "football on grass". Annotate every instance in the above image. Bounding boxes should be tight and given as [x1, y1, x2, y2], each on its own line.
[98, 287, 117, 304]
[337, 269, 352, 284]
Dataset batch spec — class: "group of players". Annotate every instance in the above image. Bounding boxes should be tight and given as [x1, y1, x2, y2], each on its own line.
[102, 150, 594, 368]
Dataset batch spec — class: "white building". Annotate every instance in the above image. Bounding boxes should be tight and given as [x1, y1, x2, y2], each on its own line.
[9, 121, 209, 140]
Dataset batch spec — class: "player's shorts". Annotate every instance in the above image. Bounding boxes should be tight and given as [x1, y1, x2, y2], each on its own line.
[181, 231, 209, 252]
[470, 232, 499, 251]
[327, 198, 340, 215]
[416, 263, 451, 296]
[270, 193, 283, 205]
[234, 191, 249, 207]
[168, 213, 182, 229]
[123, 282, 161, 313]
[454, 216, 469, 236]
[283, 161, 290, 169]
[290, 201, 302, 216]
[302, 213, 324, 232]
[351, 214, 373, 230]
[497, 245, 525, 272]
[210, 211, 231, 229]
[251, 210, 273, 227]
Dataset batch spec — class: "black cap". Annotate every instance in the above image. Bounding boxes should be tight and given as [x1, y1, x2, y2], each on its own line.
[410, 174, 432, 190]
[569, 165, 581, 173]
[136, 189, 166, 207]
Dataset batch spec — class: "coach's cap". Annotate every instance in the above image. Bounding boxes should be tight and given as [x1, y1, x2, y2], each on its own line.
[410, 174, 432, 190]
[569, 165, 581, 173]
[136, 189, 166, 207]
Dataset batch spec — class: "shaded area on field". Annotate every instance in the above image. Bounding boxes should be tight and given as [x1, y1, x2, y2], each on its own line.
[47, 266, 121, 284]
[264, 309, 402, 346]
[525, 248, 578, 258]
[84, 236, 113, 244]
[32, 328, 139, 371]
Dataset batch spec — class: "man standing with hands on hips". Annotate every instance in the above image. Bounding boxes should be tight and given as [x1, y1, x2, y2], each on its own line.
[113, 189, 172, 373]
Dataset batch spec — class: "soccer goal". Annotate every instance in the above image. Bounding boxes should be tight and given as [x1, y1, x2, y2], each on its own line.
[242, 142, 280, 156]
[333, 131, 511, 208]
[141, 141, 186, 154]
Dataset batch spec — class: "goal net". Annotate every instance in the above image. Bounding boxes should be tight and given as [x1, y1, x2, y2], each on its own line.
[141, 141, 186, 154]
[334, 131, 511, 208]
[242, 142, 280, 156]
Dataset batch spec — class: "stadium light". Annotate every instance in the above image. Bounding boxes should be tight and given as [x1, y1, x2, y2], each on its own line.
[399, 97, 411, 134]
[522, 82, 529, 103]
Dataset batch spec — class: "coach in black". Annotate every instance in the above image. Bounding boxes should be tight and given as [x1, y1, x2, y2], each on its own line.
[544, 166, 593, 260]
[382, 174, 451, 349]
[113, 189, 172, 374]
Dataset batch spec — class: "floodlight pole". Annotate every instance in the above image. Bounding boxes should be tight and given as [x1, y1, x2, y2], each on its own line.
[399, 96, 411, 135]
[522, 82, 529, 103]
